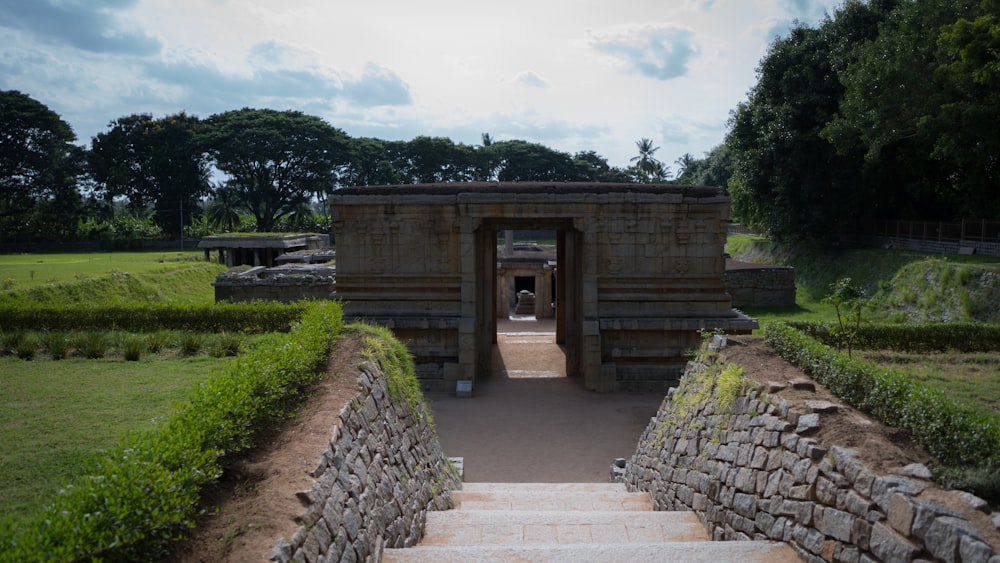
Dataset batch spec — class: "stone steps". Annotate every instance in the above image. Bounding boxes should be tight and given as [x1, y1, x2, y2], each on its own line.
[381, 483, 801, 562]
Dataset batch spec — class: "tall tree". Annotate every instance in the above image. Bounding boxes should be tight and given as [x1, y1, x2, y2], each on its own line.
[200, 108, 350, 232]
[89, 112, 210, 237]
[0, 90, 83, 241]
[822, 0, 995, 220]
[727, 0, 896, 241]
[629, 138, 668, 182]
[485, 140, 581, 181]
[401, 136, 474, 183]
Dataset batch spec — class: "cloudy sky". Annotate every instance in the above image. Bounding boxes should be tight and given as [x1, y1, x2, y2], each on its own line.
[1, 0, 843, 170]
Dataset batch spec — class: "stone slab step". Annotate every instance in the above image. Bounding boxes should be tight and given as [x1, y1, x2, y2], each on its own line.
[382, 540, 802, 562]
[452, 485, 652, 511]
[420, 509, 710, 546]
[460, 482, 627, 493]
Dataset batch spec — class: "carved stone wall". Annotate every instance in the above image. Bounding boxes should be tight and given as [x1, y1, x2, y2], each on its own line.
[330, 183, 757, 393]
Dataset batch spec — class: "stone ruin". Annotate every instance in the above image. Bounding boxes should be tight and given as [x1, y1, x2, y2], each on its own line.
[330, 182, 759, 393]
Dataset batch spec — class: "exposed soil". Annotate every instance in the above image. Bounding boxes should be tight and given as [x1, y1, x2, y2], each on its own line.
[165, 333, 1000, 561]
[165, 337, 363, 563]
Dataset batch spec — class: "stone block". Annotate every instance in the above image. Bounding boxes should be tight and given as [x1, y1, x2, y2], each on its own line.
[887, 493, 917, 536]
[815, 506, 855, 542]
[870, 522, 920, 562]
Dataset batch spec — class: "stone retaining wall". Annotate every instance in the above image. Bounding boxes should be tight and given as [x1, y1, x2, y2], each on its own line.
[725, 266, 797, 308]
[625, 355, 999, 563]
[272, 360, 461, 562]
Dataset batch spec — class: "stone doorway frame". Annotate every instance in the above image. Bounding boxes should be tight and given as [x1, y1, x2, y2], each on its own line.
[474, 218, 584, 381]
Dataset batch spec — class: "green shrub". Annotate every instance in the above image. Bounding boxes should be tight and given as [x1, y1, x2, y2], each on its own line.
[42, 331, 69, 360]
[0, 302, 308, 333]
[2, 302, 343, 561]
[210, 333, 242, 358]
[145, 331, 168, 354]
[789, 321, 1000, 353]
[178, 333, 203, 356]
[123, 337, 145, 361]
[14, 333, 39, 360]
[765, 322, 1000, 467]
[74, 332, 107, 359]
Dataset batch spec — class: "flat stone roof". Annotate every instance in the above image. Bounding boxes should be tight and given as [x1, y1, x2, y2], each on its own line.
[198, 233, 328, 249]
[334, 182, 726, 198]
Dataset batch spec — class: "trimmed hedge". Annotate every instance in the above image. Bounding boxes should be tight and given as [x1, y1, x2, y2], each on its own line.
[764, 322, 1000, 467]
[788, 321, 1000, 353]
[2, 301, 343, 562]
[0, 302, 308, 333]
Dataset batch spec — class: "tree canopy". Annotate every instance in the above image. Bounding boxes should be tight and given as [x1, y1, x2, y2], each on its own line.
[0, 90, 84, 241]
[199, 108, 351, 232]
[726, 0, 1000, 242]
[89, 112, 209, 237]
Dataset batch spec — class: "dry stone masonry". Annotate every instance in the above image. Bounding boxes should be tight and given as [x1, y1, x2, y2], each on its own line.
[625, 352, 1000, 562]
[272, 360, 461, 562]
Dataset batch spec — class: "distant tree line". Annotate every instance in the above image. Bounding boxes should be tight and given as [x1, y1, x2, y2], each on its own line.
[3, 0, 996, 246]
[0, 94, 672, 243]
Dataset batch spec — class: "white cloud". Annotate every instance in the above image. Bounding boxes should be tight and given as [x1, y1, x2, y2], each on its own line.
[511, 71, 547, 89]
[587, 23, 700, 81]
[0, 0, 847, 167]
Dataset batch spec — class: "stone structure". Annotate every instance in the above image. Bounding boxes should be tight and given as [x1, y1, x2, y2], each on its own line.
[625, 352, 999, 562]
[496, 238, 557, 319]
[212, 263, 336, 303]
[273, 359, 460, 562]
[330, 182, 757, 393]
[725, 260, 797, 308]
[198, 233, 329, 268]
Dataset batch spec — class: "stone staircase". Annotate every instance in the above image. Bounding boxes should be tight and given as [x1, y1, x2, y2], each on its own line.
[381, 482, 801, 562]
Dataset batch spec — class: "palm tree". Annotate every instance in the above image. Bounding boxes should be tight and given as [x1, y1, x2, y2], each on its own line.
[630, 138, 666, 183]
[204, 184, 242, 233]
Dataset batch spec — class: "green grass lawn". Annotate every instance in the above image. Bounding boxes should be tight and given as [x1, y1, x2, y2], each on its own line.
[858, 351, 1000, 413]
[0, 357, 228, 531]
[0, 251, 225, 306]
[0, 250, 210, 290]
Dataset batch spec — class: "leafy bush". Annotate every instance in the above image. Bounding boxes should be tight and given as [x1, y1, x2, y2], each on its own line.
[178, 333, 203, 356]
[2, 302, 343, 561]
[209, 333, 242, 358]
[123, 337, 145, 361]
[42, 331, 69, 360]
[0, 302, 307, 333]
[74, 332, 107, 359]
[765, 322, 1000, 467]
[789, 321, 1000, 353]
[14, 333, 39, 360]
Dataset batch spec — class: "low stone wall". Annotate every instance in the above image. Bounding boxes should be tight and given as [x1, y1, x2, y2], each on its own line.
[625, 354, 999, 562]
[844, 235, 1000, 258]
[272, 360, 461, 562]
[725, 264, 797, 308]
[213, 265, 335, 303]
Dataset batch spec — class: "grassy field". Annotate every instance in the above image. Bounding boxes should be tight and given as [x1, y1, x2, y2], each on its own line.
[857, 350, 1000, 413]
[0, 357, 228, 530]
[0, 251, 224, 306]
[0, 251, 210, 290]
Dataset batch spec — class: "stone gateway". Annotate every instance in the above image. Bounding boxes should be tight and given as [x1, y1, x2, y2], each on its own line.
[330, 182, 756, 392]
